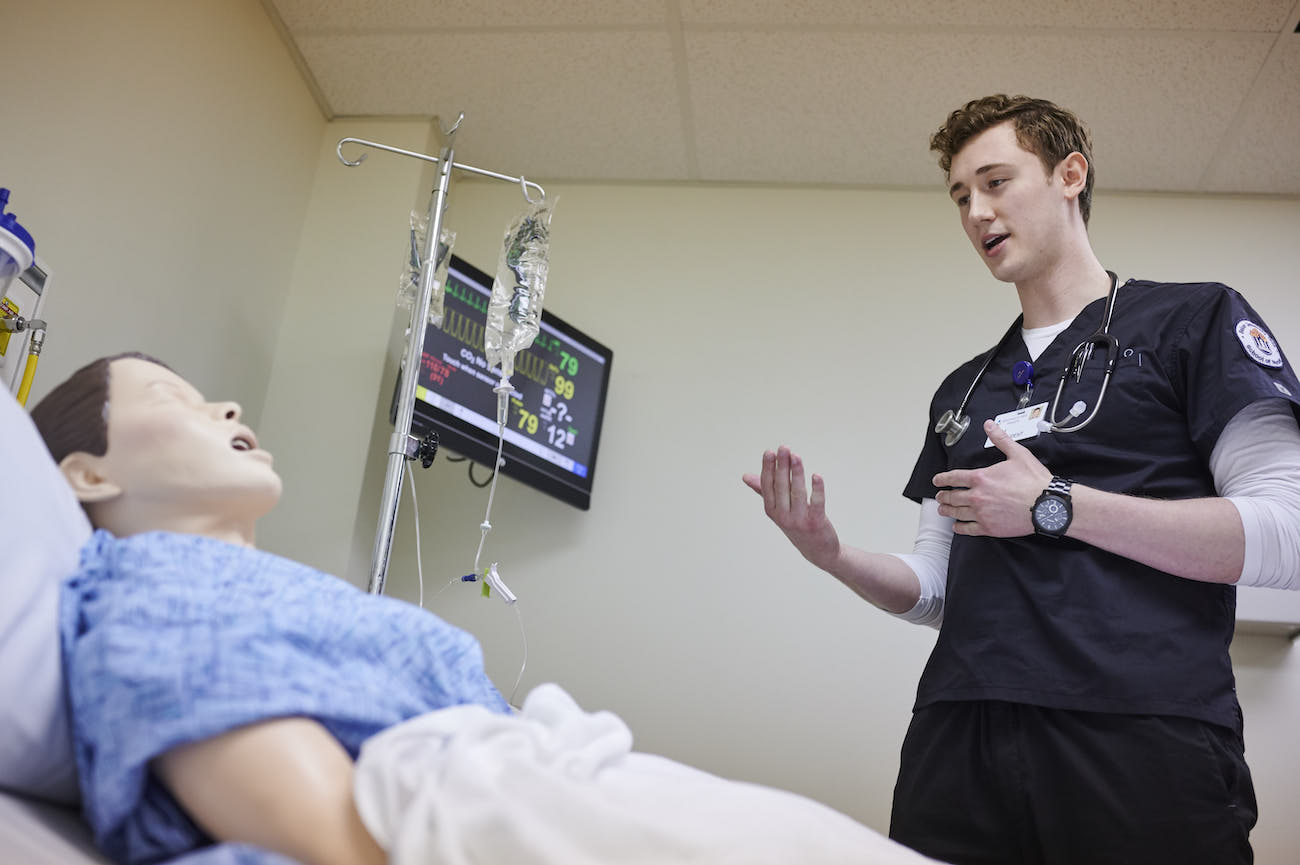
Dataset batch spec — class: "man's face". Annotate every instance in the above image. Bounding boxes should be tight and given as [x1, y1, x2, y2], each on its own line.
[93, 357, 282, 518]
[946, 122, 1071, 285]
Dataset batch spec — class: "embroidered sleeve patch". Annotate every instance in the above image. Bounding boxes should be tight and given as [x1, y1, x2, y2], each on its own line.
[1236, 319, 1284, 368]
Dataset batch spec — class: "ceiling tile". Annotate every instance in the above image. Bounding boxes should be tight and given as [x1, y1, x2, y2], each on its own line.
[299, 30, 690, 180]
[685, 31, 1274, 191]
[677, 0, 1294, 32]
[266, 0, 1299, 196]
[273, 0, 667, 32]
[1201, 36, 1300, 194]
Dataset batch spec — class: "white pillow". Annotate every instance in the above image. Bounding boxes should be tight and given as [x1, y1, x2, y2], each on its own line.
[0, 387, 90, 803]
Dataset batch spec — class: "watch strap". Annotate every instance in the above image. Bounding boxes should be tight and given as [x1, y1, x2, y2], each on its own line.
[1046, 476, 1073, 497]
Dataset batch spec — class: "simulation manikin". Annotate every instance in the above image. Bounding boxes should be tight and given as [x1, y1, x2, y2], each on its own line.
[33, 354, 945, 865]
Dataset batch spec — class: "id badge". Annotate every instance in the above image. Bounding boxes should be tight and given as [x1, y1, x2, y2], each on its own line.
[984, 402, 1049, 448]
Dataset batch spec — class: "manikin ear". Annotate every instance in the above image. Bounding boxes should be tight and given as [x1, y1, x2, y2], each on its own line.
[58, 452, 123, 504]
[1057, 151, 1089, 206]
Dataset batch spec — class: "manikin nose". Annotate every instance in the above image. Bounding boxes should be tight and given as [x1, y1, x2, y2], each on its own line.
[214, 401, 242, 421]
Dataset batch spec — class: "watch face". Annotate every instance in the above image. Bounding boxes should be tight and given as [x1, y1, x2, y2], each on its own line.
[1034, 495, 1070, 533]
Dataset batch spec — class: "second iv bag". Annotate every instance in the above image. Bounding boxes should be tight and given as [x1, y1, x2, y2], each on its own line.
[398, 210, 455, 327]
[485, 200, 552, 381]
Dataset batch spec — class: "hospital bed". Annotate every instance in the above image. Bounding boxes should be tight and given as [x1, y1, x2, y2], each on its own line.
[3, 384, 940, 865]
[0, 788, 110, 864]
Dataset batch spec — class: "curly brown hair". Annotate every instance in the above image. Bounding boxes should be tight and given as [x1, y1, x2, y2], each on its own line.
[930, 95, 1095, 226]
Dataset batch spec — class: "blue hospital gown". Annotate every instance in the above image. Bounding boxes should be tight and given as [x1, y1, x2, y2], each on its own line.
[61, 529, 509, 865]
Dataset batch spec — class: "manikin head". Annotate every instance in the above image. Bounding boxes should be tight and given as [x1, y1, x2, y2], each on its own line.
[931, 95, 1095, 286]
[30, 354, 281, 547]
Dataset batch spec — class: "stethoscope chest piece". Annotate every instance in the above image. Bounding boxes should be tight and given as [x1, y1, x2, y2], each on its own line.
[934, 408, 971, 447]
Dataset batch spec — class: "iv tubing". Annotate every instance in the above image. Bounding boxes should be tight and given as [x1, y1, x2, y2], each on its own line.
[409, 469, 426, 609]
[406, 423, 526, 707]
[473, 385, 511, 577]
[508, 602, 528, 708]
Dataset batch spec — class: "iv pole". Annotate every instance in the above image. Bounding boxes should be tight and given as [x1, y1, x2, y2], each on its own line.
[337, 114, 545, 596]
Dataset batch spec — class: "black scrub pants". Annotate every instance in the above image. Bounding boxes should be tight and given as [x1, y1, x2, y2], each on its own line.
[888, 701, 1256, 865]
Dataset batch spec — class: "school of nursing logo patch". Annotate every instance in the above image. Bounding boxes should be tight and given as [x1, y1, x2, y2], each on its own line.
[1235, 319, 1284, 368]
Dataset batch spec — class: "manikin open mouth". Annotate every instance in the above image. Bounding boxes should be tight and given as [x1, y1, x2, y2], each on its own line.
[983, 234, 1009, 251]
[231, 434, 256, 451]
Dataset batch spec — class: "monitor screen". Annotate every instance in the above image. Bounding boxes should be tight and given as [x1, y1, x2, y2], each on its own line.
[394, 254, 614, 510]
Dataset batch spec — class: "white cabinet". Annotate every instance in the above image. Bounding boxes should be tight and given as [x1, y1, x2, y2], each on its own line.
[1236, 585, 1300, 639]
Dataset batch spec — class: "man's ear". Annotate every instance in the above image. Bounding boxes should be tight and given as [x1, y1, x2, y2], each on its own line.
[1058, 151, 1089, 202]
[59, 452, 122, 504]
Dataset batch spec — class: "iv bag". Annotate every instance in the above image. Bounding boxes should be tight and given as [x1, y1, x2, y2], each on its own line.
[397, 210, 455, 327]
[485, 200, 552, 381]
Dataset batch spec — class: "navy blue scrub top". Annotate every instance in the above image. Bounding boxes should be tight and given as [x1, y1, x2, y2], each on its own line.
[904, 280, 1300, 732]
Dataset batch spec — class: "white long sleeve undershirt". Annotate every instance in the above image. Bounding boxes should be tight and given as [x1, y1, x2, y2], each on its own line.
[1212, 400, 1300, 590]
[888, 399, 1300, 630]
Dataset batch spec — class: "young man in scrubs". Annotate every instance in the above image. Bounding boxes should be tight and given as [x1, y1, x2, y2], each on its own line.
[745, 94, 1300, 864]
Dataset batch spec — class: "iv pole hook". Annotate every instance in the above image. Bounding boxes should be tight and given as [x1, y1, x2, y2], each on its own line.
[441, 112, 464, 137]
[337, 136, 546, 203]
[519, 175, 542, 205]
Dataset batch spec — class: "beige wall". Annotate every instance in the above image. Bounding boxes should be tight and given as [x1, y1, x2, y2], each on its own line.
[275, 176, 1300, 861]
[1, 0, 324, 425]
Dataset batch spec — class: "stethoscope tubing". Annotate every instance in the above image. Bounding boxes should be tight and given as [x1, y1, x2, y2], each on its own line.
[935, 316, 1024, 447]
[935, 272, 1121, 446]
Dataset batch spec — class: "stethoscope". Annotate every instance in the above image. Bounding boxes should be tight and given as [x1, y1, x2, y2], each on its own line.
[934, 271, 1122, 447]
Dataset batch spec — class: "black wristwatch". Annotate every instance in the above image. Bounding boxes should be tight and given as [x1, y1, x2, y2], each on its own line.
[1031, 477, 1074, 538]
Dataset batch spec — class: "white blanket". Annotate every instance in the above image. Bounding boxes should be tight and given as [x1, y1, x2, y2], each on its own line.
[353, 684, 943, 865]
